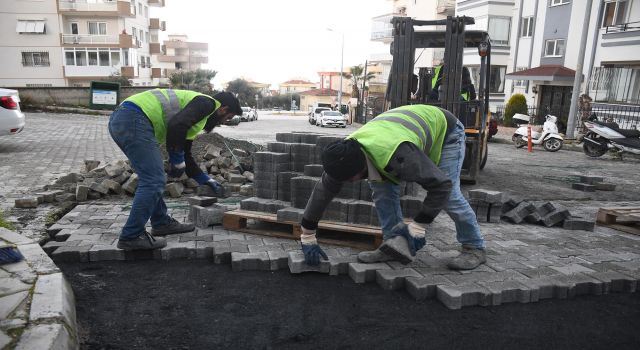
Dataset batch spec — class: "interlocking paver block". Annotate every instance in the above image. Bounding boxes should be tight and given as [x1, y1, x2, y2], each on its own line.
[231, 252, 270, 271]
[587, 271, 638, 293]
[89, 245, 125, 262]
[268, 250, 290, 271]
[304, 164, 324, 177]
[541, 207, 571, 227]
[288, 251, 330, 274]
[405, 275, 454, 300]
[572, 183, 596, 192]
[563, 217, 595, 231]
[276, 207, 305, 223]
[579, 175, 604, 184]
[477, 280, 532, 305]
[14, 198, 39, 208]
[348, 262, 391, 283]
[160, 241, 196, 260]
[594, 183, 616, 191]
[186, 196, 217, 207]
[375, 268, 422, 290]
[329, 256, 358, 276]
[436, 283, 492, 309]
[89, 182, 109, 195]
[502, 202, 535, 224]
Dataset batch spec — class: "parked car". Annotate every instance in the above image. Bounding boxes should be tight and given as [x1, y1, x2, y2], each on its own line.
[309, 107, 331, 125]
[317, 110, 347, 128]
[0, 88, 25, 136]
[224, 115, 241, 126]
[240, 107, 256, 122]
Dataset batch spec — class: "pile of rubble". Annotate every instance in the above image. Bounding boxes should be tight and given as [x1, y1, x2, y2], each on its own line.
[14, 140, 257, 209]
[468, 189, 595, 231]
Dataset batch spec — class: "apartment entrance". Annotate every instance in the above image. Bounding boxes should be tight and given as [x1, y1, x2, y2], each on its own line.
[539, 85, 572, 129]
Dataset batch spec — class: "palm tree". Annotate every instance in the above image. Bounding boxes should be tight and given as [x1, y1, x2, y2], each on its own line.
[342, 65, 377, 101]
[169, 69, 216, 93]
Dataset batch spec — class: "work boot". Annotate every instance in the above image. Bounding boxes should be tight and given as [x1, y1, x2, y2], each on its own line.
[117, 231, 166, 251]
[150, 217, 195, 236]
[357, 247, 393, 263]
[378, 236, 415, 265]
[447, 246, 486, 270]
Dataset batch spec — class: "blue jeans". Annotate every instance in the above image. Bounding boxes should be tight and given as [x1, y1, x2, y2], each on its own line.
[369, 122, 485, 249]
[108, 106, 170, 240]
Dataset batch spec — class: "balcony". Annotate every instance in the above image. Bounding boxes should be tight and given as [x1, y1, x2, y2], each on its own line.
[119, 33, 135, 48]
[150, 43, 165, 54]
[436, 0, 455, 15]
[599, 21, 640, 62]
[149, 18, 166, 31]
[165, 40, 188, 49]
[188, 42, 208, 50]
[121, 66, 136, 78]
[148, 0, 166, 7]
[61, 34, 119, 45]
[151, 68, 165, 78]
[63, 65, 120, 78]
[58, 0, 134, 17]
[371, 13, 401, 43]
[157, 55, 188, 63]
[189, 56, 209, 64]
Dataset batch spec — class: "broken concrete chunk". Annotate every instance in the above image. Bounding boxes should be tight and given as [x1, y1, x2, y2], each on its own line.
[15, 198, 39, 208]
[84, 160, 101, 172]
[89, 182, 109, 195]
[165, 182, 184, 198]
[76, 185, 89, 202]
[122, 173, 139, 194]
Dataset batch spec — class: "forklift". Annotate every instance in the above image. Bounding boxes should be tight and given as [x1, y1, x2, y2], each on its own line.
[385, 16, 492, 184]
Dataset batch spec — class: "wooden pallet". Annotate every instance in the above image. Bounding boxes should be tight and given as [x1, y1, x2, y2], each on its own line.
[596, 207, 640, 236]
[222, 209, 383, 250]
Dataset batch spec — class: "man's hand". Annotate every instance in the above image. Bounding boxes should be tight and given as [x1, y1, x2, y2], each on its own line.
[168, 151, 186, 178]
[206, 179, 225, 197]
[300, 227, 328, 266]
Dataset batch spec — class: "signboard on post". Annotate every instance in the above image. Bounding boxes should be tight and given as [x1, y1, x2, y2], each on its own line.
[89, 81, 120, 110]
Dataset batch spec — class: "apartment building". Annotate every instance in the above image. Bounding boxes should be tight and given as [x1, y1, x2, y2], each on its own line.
[0, 0, 166, 87]
[153, 34, 208, 85]
[506, 0, 640, 112]
[279, 79, 316, 95]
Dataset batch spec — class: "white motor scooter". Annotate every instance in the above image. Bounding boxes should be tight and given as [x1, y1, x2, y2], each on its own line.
[511, 113, 564, 152]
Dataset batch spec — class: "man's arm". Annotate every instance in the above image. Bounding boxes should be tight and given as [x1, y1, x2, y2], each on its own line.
[166, 96, 216, 154]
[182, 140, 205, 179]
[300, 172, 344, 229]
[384, 142, 452, 224]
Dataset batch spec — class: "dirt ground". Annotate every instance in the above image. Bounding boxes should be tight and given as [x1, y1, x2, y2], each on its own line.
[59, 260, 640, 350]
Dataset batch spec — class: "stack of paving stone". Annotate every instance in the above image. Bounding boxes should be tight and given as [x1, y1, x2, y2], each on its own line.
[500, 196, 595, 231]
[240, 132, 425, 226]
[14, 143, 257, 209]
[467, 189, 505, 223]
[571, 175, 616, 192]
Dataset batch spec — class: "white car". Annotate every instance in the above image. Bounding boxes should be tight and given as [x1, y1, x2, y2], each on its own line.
[317, 110, 347, 128]
[309, 107, 331, 125]
[240, 107, 257, 122]
[0, 88, 25, 136]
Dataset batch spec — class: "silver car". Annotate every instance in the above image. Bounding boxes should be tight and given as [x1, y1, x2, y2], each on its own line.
[0, 88, 25, 136]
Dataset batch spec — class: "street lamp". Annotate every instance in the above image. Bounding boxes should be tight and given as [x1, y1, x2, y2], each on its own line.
[327, 28, 344, 113]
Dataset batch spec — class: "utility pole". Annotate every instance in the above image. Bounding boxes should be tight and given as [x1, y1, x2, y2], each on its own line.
[361, 60, 368, 123]
[566, 0, 593, 139]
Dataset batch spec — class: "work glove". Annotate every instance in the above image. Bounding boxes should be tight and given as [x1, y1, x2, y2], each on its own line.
[300, 227, 328, 266]
[205, 179, 226, 198]
[194, 173, 226, 198]
[388, 221, 427, 256]
[168, 151, 186, 178]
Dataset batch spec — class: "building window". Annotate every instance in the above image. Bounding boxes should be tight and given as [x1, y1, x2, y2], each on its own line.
[544, 39, 565, 57]
[70, 22, 78, 35]
[550, 0, 570, 6]
[144, 5, 149, 18]
[16, 20, 46, 34]
[21, 52, 50, 67]
[138, 3, 143, 16]
[513, 67, 529, 88]
[490, 66, 507, 93]
[488, 17, 511, 46]
[602, 0, 628, 27]
[146, 56, 151, 68]
[520, 17, 534, 37]
[64, 48, 121, 67]
[88, 22, 107, 35]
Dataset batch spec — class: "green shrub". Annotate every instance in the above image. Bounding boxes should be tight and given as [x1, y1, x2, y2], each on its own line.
[0, 212, 15, 231]
[504, 93, 528, 126]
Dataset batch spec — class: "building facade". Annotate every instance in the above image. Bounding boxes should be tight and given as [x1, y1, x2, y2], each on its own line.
[278, 79, 316, 95]
[0, 0, 167, 87]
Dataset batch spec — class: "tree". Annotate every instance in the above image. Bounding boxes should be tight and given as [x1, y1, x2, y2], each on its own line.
[342, 65, 377, 101]
[168, 69, 216, 94]
[504, 93, 528, 126]
[226, 78, 259, 107]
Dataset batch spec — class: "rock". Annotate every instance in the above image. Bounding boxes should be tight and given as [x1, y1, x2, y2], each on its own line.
[122, 173, 139, 194]
[75, 185, 89, 202]
[183, 178, 199, 188]
[89, 182, 109, 195]
[233, 148, 249, 157]
[15, 198, 39, 208]
[239, 184, 254, 196]
[102, 179, 123, 194]
[243, 171, 255, 182]
[227, 173, 246, 184]
[84, 160, 101, 172]
[166, 182, 184, 198]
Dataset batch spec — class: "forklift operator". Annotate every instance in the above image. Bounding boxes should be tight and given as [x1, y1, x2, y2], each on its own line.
[429, 65, 476, 102]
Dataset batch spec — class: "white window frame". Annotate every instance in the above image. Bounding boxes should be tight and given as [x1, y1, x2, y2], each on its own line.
[544, 39, 565, 57]
[64, 48, 122, 67]
[16, 20, 46, 34]
[488, 16, 511, 47]
[513, 67, 529, 88]
[88, 21, 107, 35]
[520, 17, 534, 38]
[21, 51, 50, 67]
[550, 0, 570, 6]
[602, 0, 628, 27]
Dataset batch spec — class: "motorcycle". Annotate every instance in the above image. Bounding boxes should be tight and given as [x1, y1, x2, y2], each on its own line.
[511, 113, 564, 152]
[580, 114, 640, 158]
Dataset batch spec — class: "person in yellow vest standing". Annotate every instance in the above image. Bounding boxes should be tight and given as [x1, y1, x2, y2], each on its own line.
[108, 89, 242, 250]
[299, 104, 486, 270]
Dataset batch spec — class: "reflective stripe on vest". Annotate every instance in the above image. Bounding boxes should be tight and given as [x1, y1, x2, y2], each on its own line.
[150, 89, 180, 123]
[373, 110, 433, 153]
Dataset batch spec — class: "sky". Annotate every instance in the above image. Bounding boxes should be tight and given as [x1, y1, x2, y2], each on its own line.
[154, 0, 390, 89]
